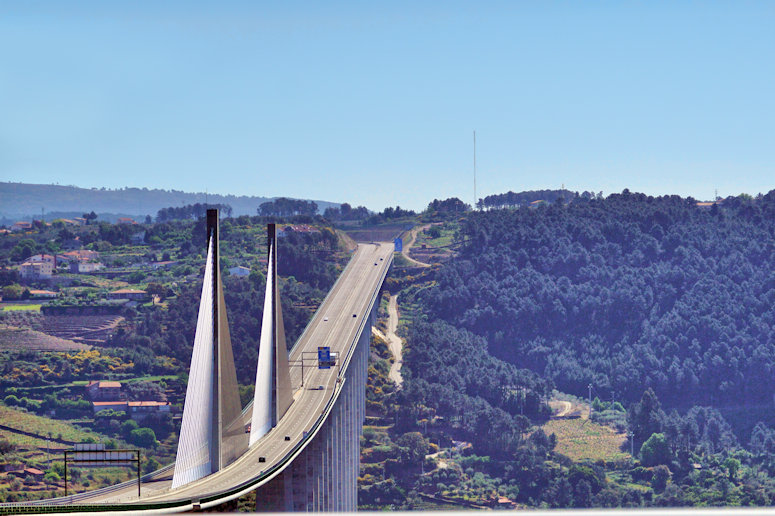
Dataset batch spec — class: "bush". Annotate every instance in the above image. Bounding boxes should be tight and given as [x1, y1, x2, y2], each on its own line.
[129, 427, 158, 448]
[143, 457, 161, 475]
[121, 419, 139, 437]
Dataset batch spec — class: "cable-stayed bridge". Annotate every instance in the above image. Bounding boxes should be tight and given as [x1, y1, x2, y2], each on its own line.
[1, 209, 393, 514]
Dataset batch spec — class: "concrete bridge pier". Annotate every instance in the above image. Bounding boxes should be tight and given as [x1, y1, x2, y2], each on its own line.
[255, 302, 376, 512]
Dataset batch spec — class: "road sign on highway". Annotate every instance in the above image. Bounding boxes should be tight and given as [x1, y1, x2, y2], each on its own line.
[318, 346, 331, 369]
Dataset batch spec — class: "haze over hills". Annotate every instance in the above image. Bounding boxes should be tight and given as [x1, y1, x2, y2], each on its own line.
[0, 182, 341, 224]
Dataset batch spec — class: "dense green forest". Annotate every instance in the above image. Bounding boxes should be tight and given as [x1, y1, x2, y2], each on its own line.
[384, 191, 775, 508]
[422, 191, 775, 408]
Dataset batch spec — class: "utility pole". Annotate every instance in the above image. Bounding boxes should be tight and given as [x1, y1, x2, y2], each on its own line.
[588, 383, 592, 407]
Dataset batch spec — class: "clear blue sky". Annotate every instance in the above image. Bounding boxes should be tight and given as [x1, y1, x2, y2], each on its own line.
[1, 1, 773, 211]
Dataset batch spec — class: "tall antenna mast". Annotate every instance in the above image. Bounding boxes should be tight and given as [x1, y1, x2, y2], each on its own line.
[473, 130, 477, 210]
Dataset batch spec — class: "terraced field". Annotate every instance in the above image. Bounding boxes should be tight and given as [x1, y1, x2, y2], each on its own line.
[541, 399, 629, 463]
[0, 325, 89, 351]
[0, 405, 101, 444]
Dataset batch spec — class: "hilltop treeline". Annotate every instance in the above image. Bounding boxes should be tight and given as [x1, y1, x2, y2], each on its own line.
[258, 198, 318, 217]
[421, 190, 775, 407]
[479, 189, 600, 209]
[156, 203, 233, 221]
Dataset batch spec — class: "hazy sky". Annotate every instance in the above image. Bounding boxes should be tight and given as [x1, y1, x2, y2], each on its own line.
[2, 1, 773, 211]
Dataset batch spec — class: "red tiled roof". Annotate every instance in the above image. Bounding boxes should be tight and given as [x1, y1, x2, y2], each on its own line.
[128, 401, 169, 407]
[87, 381, 122, 388]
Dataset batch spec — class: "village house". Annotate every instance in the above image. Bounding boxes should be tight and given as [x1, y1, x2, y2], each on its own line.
[28, 289, 59, 299]
[19, 261, 53, 280]
[117, 217, 136, 225]
[92, 401, 128, 413]
[279, 224, 321, 237]
[127, 401, 171, 422]
[70, 261, 104, 274]
[61, 250, 100, 262]
[10, 221, 32, 232]
[86, 380, 122, 401]
[7, 467, 45, 480]
[108, 288, 148, 301]
[130, 231, 146, 244]
[27, 254, 57, 266]
[55, 218, 83, 226]
[91, 400, 171, 422]
[696, 200, 724, 209]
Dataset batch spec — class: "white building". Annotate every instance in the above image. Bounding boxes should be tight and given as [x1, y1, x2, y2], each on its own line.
[70, 261, 104, 274]
[19, 261, 53, 280]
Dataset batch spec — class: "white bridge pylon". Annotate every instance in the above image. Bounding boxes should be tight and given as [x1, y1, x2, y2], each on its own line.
[172, 210, 246, 489]
[172, 215, 294, 489]
[250, 223, 294, 445]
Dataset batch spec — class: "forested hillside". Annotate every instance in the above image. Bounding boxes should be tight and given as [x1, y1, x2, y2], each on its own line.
[422, 191, 775, 408]
[0, 182, 339, 222]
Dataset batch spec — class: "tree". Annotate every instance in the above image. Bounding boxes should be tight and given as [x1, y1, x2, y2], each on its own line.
[640, 433, 672, 466]
[10, 239, 37, 262]
[1, 285, 25, 300]
[121, 419, 139, 437]
[129, 427, 157, 448]
[629, 389, 665, 445]
[573, 479, 592, 507]
[724, 457, 741, 481]
[83, 211, 98, 225]
[652, 465, 671, 492]
[396, 432, 429, 465]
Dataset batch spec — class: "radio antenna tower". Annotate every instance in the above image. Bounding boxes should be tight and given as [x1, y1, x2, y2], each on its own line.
[473, 130, 477, 210]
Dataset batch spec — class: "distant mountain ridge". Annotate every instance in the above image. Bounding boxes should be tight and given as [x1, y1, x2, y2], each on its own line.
[0, 182, 340, 223]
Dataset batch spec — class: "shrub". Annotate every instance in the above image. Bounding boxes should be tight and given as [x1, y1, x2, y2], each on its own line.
[129, 427, 158, 448]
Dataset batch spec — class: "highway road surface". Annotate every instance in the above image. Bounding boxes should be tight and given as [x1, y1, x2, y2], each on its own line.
[57, 242, 394, 507]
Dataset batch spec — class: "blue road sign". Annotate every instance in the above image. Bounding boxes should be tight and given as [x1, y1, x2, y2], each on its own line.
[394, 237, 403, 252]
[318, 346, 331, 369]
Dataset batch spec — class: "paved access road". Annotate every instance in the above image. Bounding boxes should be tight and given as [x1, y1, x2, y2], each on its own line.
[83, 242, 394, 506]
